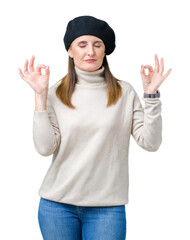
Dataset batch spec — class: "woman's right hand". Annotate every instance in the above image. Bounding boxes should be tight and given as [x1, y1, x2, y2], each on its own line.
[18, 55, 50, 94]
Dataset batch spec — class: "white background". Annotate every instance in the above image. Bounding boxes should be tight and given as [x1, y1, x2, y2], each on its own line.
[0, 0, 189, 239]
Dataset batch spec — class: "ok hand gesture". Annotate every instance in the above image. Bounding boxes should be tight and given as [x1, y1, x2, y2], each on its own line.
[140, 54, 172, 94]
[18, 55, 50, 94]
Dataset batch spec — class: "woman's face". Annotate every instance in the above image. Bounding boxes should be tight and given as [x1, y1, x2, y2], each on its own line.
[68, 35, 106, 72]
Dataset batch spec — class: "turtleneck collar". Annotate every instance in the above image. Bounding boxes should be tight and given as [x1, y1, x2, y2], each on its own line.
[74, 65, 106, 87]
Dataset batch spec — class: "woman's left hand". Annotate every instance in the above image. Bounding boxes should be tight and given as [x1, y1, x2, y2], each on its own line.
[140, 54, 172, 94]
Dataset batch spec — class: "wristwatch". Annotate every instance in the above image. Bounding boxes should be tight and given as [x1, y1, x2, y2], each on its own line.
[144, 90, 160, 98]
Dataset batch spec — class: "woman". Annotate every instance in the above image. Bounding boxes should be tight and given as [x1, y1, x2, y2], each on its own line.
[18, 15, 172, 240]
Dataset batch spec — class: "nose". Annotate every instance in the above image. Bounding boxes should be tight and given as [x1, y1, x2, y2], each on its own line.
[87, 45, 95, 57]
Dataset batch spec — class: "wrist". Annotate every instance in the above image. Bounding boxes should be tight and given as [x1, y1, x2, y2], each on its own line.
[35, 91, 48, 111]
[144, 90, 160, 98]
[144, 89, 157, 94]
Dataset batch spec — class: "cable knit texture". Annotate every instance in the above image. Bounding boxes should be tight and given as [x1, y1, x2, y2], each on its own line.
[33, 65, 162, 206]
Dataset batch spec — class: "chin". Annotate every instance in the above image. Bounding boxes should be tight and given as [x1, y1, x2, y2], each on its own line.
[81, 63, 102, 72]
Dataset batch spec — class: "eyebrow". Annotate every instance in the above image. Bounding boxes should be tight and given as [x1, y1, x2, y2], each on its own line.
[77, 41, 103, 44]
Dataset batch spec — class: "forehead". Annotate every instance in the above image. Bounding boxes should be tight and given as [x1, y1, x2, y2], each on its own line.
[73, 35, 103, 43]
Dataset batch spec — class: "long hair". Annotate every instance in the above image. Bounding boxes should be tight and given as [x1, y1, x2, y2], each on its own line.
[55, 56, 122, 109]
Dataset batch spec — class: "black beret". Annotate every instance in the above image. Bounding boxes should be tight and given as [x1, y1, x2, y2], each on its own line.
[63, 15, 116, 55]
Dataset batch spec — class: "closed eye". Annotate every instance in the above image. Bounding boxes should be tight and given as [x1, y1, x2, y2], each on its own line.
[79, 45, 101, 48]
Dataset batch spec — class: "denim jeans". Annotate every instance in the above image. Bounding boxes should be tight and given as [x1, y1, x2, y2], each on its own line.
[38, 197, 127, 240]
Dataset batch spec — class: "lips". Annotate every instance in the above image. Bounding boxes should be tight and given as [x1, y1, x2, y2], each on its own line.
[85, 59, 96, 63]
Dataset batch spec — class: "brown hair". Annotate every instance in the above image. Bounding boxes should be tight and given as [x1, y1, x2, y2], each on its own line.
[55, 56, 122, 109]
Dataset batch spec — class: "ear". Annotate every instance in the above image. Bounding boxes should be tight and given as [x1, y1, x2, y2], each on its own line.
[68, 47, 74, 58]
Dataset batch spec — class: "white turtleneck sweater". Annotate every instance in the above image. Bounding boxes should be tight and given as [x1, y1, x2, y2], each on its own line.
[33, 65, 162, 206]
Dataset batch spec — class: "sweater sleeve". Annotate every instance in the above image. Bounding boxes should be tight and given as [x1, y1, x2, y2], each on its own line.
[131, 90, 162, 152]
[33, 96, 61, 156]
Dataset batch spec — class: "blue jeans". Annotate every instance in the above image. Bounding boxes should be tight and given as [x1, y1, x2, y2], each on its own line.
[38, 197, 127, 240]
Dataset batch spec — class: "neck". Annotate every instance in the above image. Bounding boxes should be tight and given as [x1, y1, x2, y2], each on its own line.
[74, 65, 106, 87]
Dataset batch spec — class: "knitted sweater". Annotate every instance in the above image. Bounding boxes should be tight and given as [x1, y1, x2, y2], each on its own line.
[33, 65, 162, 206]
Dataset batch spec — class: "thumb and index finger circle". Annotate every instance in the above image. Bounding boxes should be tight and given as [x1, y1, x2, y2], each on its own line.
[144, 65, 154, 75]
[145, 64, 153, 71]
[36, 64, 47, 74]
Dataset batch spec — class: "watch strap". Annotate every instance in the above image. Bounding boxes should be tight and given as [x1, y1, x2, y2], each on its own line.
[144, 90, 160, 98]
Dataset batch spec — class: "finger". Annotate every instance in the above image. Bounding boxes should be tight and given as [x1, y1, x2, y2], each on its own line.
[18, 68, 26, 80]
[140, 65, 146, 79]
[29, 55, 35, 72]
[162, 68, 172, 80]
[18, 68, 31, 84]
[36, 64, 46, 74]
[24, 59, 29, 74]
[159, 57, 164, 75]
[45, 65, 50, 75]
[145, 64, 154, 73]
[154, 54, 159, 72]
